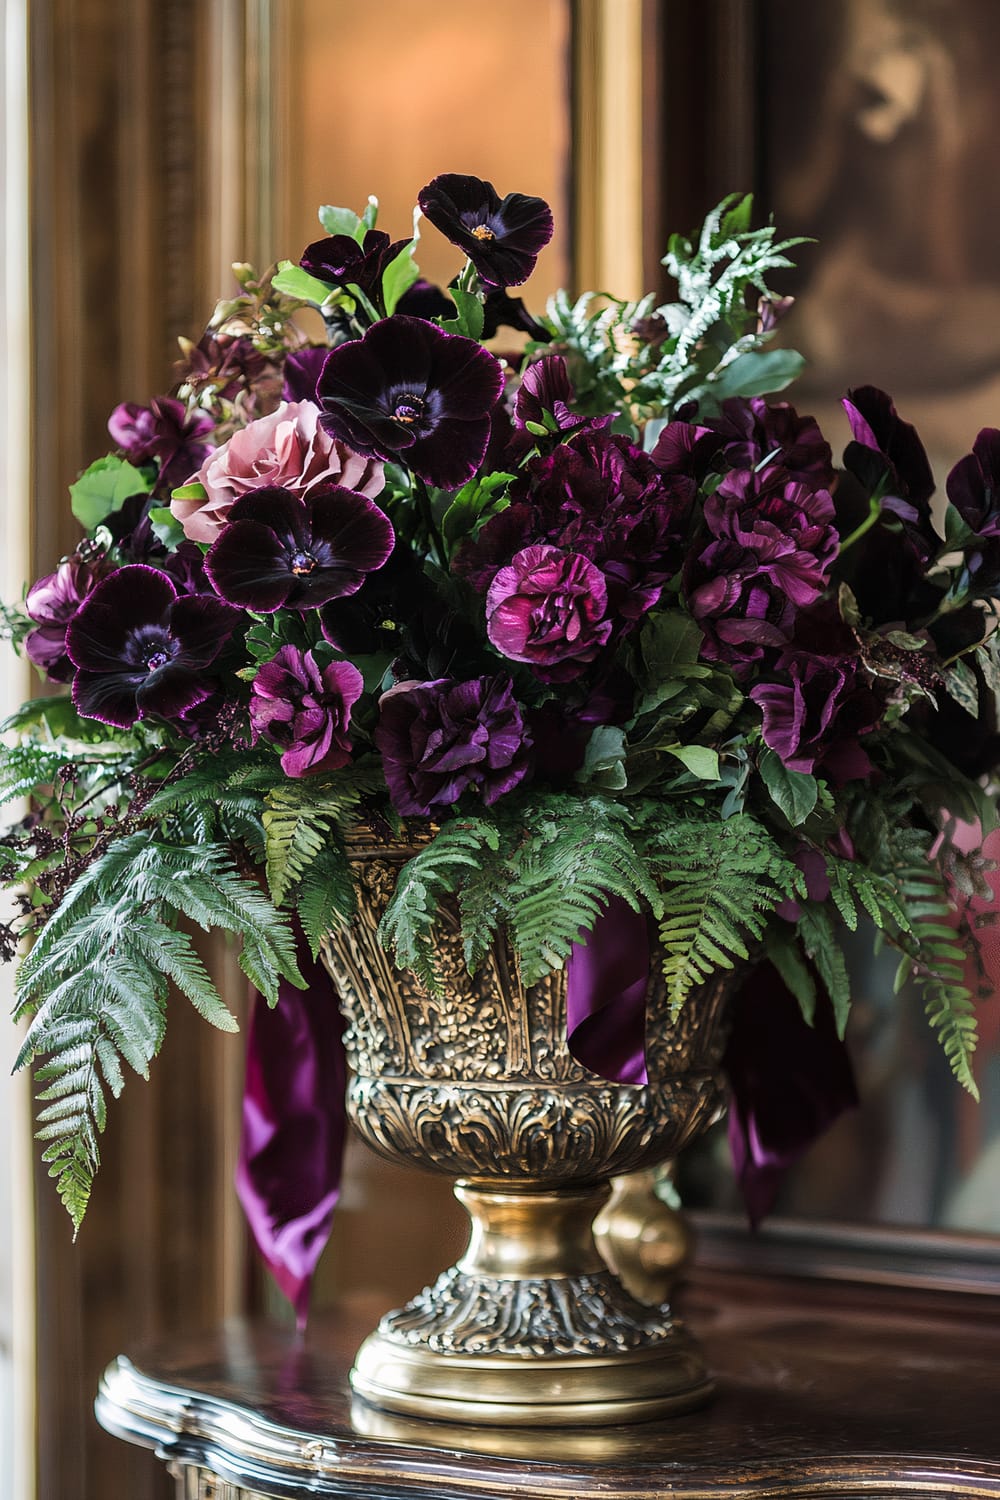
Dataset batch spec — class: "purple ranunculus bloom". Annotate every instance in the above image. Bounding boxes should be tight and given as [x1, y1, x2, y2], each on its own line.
[282, 346, 331, 405]
[486, 545, 612, 680]
[316, 316, 505, 490]
[24, 551, 115, 683]
[375, 674, 532, 815]
[108, 395, 216, 493]
[299, 230, 409, 303]
[204, 485, 394, 612]
[705, 397, 835, 489]
[750, 609, 885, 783]
[66, 564, 242, 729]
[684, 467, 839, 676]
[250, 646, 364, 778]
[418, 173, 553, 288]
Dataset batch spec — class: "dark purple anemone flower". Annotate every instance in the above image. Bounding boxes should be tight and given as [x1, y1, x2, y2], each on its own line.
[396, 279, 456, 322]
[316, 316, 504, 489]
[375, 674, 532, 815]
[24, 550, 115, 683]
[282, 346, 331, 404]
[298, 230, 409, 303]
[104, 493, 210, 595]
[485, 545, 612, 680]
[480, 288, 551, 342]
[108, 396, 216, 493]
[205, 485, 394, 612]
[418, 173, 553, 288]
[250, 646, 364, 778]
[841, 386, 938, 559]
[66, 565, 242, 729]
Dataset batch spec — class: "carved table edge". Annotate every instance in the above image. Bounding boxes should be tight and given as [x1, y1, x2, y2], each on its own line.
[96, 1354, 1000, 1500]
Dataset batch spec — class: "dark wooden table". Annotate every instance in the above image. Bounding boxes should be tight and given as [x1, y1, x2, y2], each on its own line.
[95, 1270, 1000, 1498]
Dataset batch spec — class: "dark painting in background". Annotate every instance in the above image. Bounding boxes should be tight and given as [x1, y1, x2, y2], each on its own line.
[667, 0, 1000, 1249]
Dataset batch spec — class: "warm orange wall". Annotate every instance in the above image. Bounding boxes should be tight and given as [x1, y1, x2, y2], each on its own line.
[286, 0, 572, 307]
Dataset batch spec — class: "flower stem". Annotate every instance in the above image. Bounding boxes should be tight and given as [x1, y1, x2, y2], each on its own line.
[413, 476, 447, 567]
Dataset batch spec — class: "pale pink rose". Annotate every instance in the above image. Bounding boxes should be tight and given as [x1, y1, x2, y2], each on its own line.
[172, 400, 385, 543]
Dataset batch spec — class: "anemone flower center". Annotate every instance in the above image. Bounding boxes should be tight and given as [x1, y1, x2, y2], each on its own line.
[392, 395, 425, 426]
[290, 550, 317, 576]
[471, 224, 496, 241]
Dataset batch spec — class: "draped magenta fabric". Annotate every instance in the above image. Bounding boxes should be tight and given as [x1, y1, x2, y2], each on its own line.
[235, 932, 346, 1328]
[565, 896, 650, 1084]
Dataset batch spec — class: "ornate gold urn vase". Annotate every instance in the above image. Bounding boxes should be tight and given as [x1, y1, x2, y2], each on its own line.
[322, 837, 732, 1429]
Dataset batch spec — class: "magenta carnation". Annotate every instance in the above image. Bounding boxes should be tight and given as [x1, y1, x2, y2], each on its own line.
[486, 545, 612, 680]
[250, 647, 364, 778]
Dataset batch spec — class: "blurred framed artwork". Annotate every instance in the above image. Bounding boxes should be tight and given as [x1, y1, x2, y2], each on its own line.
[658, 0, 1000, 1286]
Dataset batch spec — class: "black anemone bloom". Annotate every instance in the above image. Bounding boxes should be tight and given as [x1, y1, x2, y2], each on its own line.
[299, 230, 408, 303]
[204, 484, 394, 612]
[418, 173, 553, 287]
[66, 565, 242, 729]
[316, 316, 504, 489]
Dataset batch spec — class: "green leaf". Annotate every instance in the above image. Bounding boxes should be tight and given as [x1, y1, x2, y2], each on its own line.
[577, 726, 628, 791]
[70, 455, 152, 529]
[440, 472, 513, 552]
[271, 260, 338, 306]
[708, 348, 806, 402]
[318, 204, 365, 241]
[944, 658, 979, 716]
[441, 287, 485, 341]
[382, 239, 421, 315]
[758, 749, 818, 826]
[765, 925, 817, 1025]
[798, 904, 851, 1037]
[148, 506, 185, 549]
[663, 744, 722, 782]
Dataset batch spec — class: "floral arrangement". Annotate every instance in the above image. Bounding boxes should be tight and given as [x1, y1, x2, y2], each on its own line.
[3, 174, 999, 1255]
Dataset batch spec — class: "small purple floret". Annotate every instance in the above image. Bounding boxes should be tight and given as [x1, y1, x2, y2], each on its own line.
[375, 675, 532, 815]
[66, 565, 242, 729]
[108, 396, 216, 493]
[250, 646, 364, 778]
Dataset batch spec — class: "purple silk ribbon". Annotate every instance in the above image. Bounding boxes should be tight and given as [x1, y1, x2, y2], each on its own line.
[235, 929, 346, 1329]
[565, 898, 858, 1223]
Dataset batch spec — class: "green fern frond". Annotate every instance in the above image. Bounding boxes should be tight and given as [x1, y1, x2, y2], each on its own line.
[262, 761, 384, 906]
[638, 809, 804, 1015]
[294, 842, 356, 958]
[797, 904, 852, 1037]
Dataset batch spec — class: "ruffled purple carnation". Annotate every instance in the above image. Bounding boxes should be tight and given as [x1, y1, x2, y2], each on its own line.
[486, 545, 612, 680]
[108, 396, 216, 493]
[250, 646, 364, 778]
[375, 674, 532, 815]
[316, 316, 504, 489]
[705, 397, 835, 489]
[684, 467, 839, 675]
[750, 609, 885, 783]
[205, 485, 394, 612]
[66, 565, 242, 729]
[24, 551, 115, 682]
[418, 173, 553, 288]
[462, 430, 690, 634]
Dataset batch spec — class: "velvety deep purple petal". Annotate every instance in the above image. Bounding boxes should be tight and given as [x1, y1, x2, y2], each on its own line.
[842, 385, 935, 506]
[947, 427, 1000, 535]
[306, 487, 395, 574]
[225, 486, 312, 543]
[282, 347, 331, 404]
[204, 521, 295, 612]
[167, 594, 243, 667]
[66, 566, 178, 672]
[136, 667, 213, 721]
[72, 670, 147, 728]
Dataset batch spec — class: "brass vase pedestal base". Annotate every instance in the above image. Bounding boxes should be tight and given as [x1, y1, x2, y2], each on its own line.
[349, 1182, 713, 1428]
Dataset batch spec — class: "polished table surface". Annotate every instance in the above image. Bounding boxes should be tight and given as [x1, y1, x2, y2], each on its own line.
[96, 1269, 1000, 1498]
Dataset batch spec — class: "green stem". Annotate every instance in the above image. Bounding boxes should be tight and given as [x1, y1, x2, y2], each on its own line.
[413, 476, 446, 567]
[838, 495, 883, 554]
